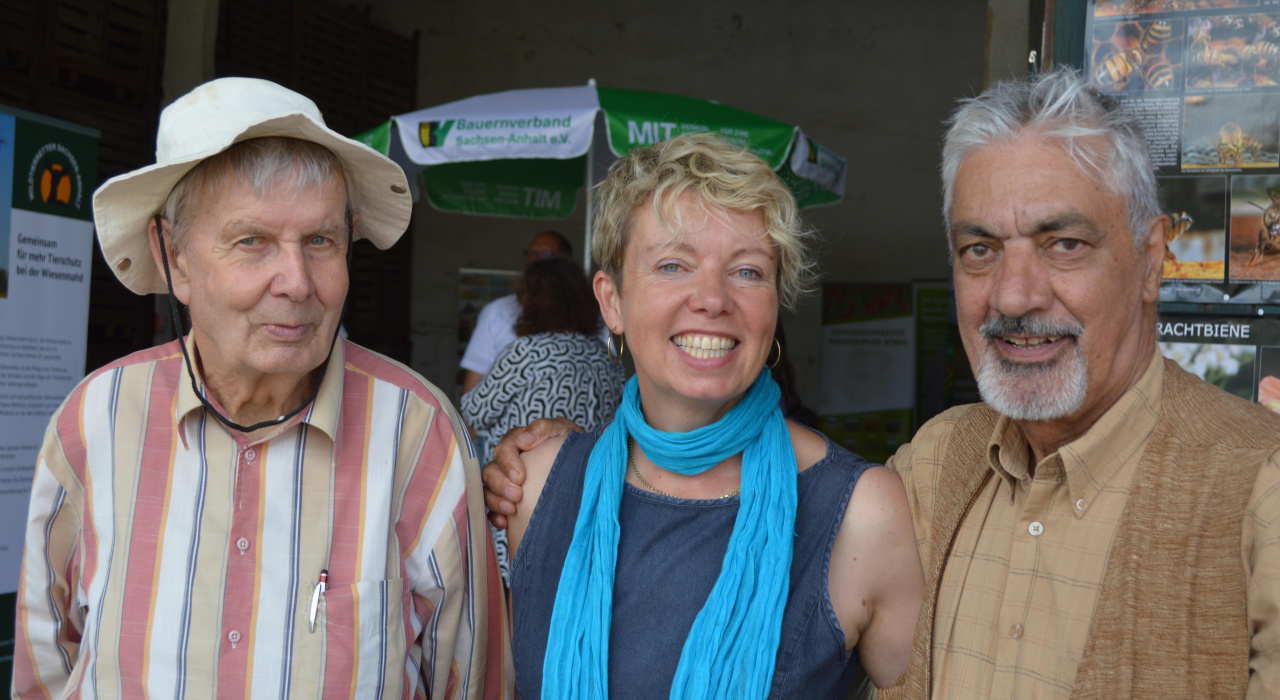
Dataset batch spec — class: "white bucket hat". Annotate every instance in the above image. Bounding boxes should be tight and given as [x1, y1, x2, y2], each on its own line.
[92, 77, 412, 295]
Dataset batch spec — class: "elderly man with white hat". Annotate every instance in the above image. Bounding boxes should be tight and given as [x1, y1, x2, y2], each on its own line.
[12, 78, 512, 699]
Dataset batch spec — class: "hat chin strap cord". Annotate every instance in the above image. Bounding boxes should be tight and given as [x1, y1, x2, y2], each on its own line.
[153, 212, 352, 434]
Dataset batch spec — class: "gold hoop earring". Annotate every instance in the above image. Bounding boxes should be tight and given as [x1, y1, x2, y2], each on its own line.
[766, 337, 782, 369]
[608, 331, 626, 364]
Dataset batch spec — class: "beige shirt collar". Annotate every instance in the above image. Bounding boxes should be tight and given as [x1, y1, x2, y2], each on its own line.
[986, 350, 1164, 517]
[174, 333, 346, 447]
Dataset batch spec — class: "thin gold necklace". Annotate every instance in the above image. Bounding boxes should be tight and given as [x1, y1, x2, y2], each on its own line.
[628, 437, 740, 499]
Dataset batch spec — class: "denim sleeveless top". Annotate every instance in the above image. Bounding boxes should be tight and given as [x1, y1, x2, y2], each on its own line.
[511, 425, 873, 699]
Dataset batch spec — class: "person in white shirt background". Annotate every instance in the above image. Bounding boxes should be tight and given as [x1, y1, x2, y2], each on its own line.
[461, 230, 576, 393]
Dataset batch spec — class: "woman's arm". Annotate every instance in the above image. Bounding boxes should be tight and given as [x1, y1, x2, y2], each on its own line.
[504, 431, 569, 559]
[829, 466, 925, 689]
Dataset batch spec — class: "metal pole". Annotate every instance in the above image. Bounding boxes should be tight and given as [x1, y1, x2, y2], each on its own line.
[584, 78, 597, 271]
[584, 138, 594, 271]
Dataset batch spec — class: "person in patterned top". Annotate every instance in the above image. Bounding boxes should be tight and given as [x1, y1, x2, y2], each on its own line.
[461, 256, 625, 583]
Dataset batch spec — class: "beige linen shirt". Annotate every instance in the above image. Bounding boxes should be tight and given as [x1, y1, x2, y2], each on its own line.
[890, 351, 1280, 698]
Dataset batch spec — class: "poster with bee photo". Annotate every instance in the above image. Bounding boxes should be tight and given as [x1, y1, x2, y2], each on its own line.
[1092, 18, 1185, 93]
[1227, 174, 1280, 279]
[1094, 1, 1260, 18]
[1087, 3, 1280, 178]
[1155, 314, 1280, 402]
[1161, 340, 1257, 398]
[1158, 175, 1228, 280]
[1184, 13, 1280, 89]
[1182, 93, 1280, 170]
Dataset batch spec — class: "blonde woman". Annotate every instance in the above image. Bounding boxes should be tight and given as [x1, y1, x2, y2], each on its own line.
[503, 133, 923, 699]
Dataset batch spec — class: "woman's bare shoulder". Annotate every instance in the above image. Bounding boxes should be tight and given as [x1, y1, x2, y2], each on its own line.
[829, 465, 923, 685]
[505, 431, 572, 555]
[786, 420, 829, 473]
[845, 466, 913, 537]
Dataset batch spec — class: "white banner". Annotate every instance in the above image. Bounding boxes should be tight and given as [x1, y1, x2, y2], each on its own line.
[0, 211, 93, 587]
[818, 315, 916, 415]
[394, 85, 599, 165]
[790, 132, 848, 197]
[0, 110, 97, 594]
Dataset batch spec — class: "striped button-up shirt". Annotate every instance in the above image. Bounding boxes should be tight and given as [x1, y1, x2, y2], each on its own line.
[13, 338, 513, 699]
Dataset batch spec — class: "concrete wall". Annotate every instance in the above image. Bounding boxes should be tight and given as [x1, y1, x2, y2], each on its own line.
[162, 0, 219, 106]
[987, 0, 1036, 84]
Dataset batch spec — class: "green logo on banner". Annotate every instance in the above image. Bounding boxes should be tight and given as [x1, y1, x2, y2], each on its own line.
[12, 118, 98, 221]
[420, 119, 455, 147]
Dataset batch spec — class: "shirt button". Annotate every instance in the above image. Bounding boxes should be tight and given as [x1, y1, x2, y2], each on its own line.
[236, 537, 250, 553]
[1011, 623, 1024, 639]
[1076, 498, 1087, 512]
[244, 449, 256, 462]
[228, 630, 241, 648]
[1028, 521, 1044, 537]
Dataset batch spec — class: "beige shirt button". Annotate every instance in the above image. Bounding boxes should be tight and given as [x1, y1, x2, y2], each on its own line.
[1076, 498, 1087, 512]
[1011, 623, 1024, 639]
[244, 449, 256, 462]
[236, 537, 250, 553]
[228, 630, 242, 648]
[1028, 521, 1044, 537]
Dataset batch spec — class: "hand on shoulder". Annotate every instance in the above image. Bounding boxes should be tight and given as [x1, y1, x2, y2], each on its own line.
[483, 416, 583, 527]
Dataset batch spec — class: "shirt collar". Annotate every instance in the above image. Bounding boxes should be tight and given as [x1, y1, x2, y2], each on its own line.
[986, 349, 1164, 515]
[174, 334, 346, 448]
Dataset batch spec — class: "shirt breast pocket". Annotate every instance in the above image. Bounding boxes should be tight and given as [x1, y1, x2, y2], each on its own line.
[318, 578, 410, 695]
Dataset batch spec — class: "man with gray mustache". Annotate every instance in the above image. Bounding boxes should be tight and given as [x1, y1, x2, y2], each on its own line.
[887, 66, 1280, 698]
[480, 67, 1280, 698]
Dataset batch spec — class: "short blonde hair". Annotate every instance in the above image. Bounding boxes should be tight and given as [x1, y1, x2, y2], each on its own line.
[592, 132, 816, 309]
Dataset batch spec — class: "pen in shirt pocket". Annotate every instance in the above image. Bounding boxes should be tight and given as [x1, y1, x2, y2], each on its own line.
[308, 569, 328, 633]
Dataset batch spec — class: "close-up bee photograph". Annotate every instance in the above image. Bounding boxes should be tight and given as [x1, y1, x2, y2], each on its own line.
[1091, 18, 1184, 91]
[1095, 0, 1260, 17]
[1158, 176, 1228, 281]
[1181, 93, 1280, 169]
[1228, 174, 1280, 280]
[1184, 14, 1280, 88]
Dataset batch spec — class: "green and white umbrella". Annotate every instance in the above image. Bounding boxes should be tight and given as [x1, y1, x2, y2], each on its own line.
[356, 82, 846, 264]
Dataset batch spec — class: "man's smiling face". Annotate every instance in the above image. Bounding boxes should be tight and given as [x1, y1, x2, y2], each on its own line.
[949, 133, 1164, 438]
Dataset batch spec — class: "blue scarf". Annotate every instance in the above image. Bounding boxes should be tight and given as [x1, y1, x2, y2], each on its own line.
[542, 371, 798, 699]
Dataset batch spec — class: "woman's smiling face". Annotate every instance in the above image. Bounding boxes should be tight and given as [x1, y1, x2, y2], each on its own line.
[596, 195, 779, 428]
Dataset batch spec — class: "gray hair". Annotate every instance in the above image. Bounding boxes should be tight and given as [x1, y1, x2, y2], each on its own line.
[162, 137, 355, 248]
[940, 66, 1160, 247]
